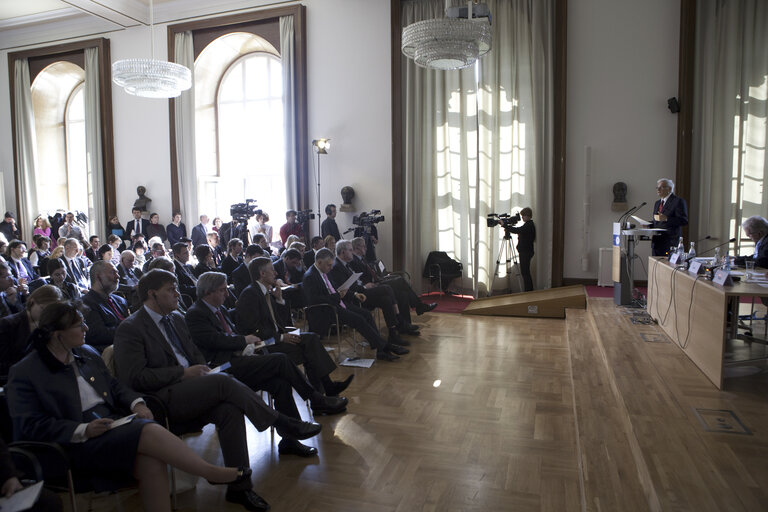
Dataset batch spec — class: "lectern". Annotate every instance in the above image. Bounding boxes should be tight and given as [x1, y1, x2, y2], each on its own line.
[612, 222, 665, 305]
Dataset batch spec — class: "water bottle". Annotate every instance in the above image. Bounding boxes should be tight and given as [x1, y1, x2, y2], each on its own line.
[676, 237, 685, 262]
[724, 250, 731, 271]
[687, 242, 696, 261]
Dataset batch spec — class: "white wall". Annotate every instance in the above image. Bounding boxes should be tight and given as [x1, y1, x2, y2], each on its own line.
[0, 0, 393, 262]
[565, 0, 680, 281]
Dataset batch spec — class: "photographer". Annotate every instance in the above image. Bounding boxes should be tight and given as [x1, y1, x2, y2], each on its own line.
[508, 207, 536, 291]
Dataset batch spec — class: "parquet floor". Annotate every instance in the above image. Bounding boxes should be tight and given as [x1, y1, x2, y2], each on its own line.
[69, 299, 768, 511]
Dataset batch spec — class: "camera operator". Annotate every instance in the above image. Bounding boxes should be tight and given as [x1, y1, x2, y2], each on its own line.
[280, 209, 305, 246]
[321, 204, 341, 241]
[507, 207, 536, 291]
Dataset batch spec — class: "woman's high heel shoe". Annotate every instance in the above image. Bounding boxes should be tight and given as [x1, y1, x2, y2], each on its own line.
[208, 466, 252, 486]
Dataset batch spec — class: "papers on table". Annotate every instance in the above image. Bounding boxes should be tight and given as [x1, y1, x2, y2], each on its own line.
[338, 272, 363, 292]
[0, 481, 44, 512]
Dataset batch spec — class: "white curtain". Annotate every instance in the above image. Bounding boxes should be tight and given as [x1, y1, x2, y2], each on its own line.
[280, 16, 298, 210]
[84, 47, 104, 238]
[174, 31, 199, 224]
[402, 0, 554, 295]
[691, 0, 768, 254]
[12, 58, 39, 242]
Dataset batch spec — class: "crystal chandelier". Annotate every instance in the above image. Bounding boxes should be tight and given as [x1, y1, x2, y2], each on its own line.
[402, 1, 492, 70]
[111, 0, 191, 98]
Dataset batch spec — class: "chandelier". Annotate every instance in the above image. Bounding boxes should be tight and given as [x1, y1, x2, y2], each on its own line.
[111, 0, 191, 98]
[402, 2, 492, 70]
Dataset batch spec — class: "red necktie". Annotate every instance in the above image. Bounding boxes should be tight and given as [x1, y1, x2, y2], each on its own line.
[106, 297, 125, 321]
[215, 309, 233, 334]
[658, 201, 664, 213]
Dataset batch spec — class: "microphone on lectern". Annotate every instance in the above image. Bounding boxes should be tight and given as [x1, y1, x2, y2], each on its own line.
[618, 202, 647, 228]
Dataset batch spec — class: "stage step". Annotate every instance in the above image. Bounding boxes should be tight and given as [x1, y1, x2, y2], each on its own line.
[462, 285, 586, 318]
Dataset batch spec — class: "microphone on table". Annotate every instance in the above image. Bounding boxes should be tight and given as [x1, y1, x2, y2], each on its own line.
[697, 238, 737, 256]
[692, 235, 712, 245]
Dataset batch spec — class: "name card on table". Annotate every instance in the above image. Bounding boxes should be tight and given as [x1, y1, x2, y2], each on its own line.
[669, 253, 680, 265]
[713, 269, 734, 286]
[688, 260, 702, 275]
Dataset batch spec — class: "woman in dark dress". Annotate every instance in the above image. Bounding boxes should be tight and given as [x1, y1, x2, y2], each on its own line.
[6, 302, 250, 512]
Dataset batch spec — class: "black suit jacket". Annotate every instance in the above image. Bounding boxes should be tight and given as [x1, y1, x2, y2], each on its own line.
[651, 194, 689, 244]
[348, 255, 378, 285]
[191, 223, 207, 247]
[0, 311, 31, 381]
[235, 284, 291, 342]
[7, 345, 141, 444]
[321, 218, 341, 241]
[220, 255, 242, 280]
[185, 300, 247, 367]
[85, 247, 99, 263]
[118, 264, 143, 286]
[302, 265, 346, 335]
[82, 290, 129, 351]
[8, 258, 38, 282]
[303, 250, 316, 269]
[113, 307, 206, 401]
[273, 260, 304, 285]
[125, 218, 150, 238]
[62, 256, 89, 290]
[231, 263, 252, 298]
[173, 259, 198, 299]
[328, 259, 365, 294]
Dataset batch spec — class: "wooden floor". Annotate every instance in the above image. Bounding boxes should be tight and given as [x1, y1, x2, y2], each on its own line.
[70, 299, 768, 511]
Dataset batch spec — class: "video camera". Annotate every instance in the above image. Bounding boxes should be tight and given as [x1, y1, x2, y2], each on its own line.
[486, 212, 521, 228]
[296, 209, 315, 225]
[230, 199, 261, 223]
[353, 210, 385, 227]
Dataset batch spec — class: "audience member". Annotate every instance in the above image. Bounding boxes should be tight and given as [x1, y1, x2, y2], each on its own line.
[207, 231, 225, 266]
[0, 261, 25, 318]
[29, 258, 81, 300]
[85, 235, 101, 263]
[0, 436, 63, 511]
[8, 301, 251, 512]
[273, 248, 305, 309]
[191, 215, 210, 247]
[107, 215, 128, 247]
[321, 204, 341, 241]
[231, 244, 263, 297]
[193, 244, 217, 278]
[187, 272, 346, 455]
[61, 238, 90, 292]
[304, 236, 324, 268]
[302, 249, 407, 361]
[166, 211, 187, 246]
[57, 212, 84, 242]
[212, 217, 223, 233]
[113, 270, 322, 510]
[736, 215, 768, 268]
[323, 235, 336, 254]
[32, 215, 53, 247]
[133, 239, 147, 268]
[28, 236, 51, 273]
[142, 242, 166, 273]
[0, 285, 63, 382]
[252, 233, 273, 258]
[98, 244, 114, 264]
[253, 212, 273, 243]
[171, 242, 198, 300]
[126, 207, 150, 239]
[82, 261, 129, 352]
[237, 258, 353, 397]
[0, 212, 20, 242]
[146, 213, 167, 243]
[38, 245, 65, 282]
[7, 240, 39, 284]
[107, 234, 122, 267]
[221, 238, 244, 280]
[279, 210, 304, 246]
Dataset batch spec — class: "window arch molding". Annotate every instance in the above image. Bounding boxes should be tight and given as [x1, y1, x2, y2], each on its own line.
[167, 6, 308, 215]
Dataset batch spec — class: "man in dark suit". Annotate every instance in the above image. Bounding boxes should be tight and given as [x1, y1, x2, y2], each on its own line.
[61, 238, 90, 293]
[191, 215, 210, 247]
[220, 238, 244, 281]
[114, 269, 321, 511]
[0, 261, 25, 318]
[273, 248, 305, 309]
[329, 240, 410, 345]
[118, 250, 143, 309]
[84, 235, 101, 263]
[171, 242, 198, 300]
[304, 236, 323, 268]
[82, 261, 129, 352]
[302, 249, 408, 361]
[142, 242, 167, 273]
[651, 178, 689, 257]
[0, 211, 20, 242]
[125, 207, 150, 239]
[232, 244, 264, 298]
[236, 257, 354, 396]
[736, 216, 768, 268]
[187, 272, 347, 456]
[321, 204, 341, 241]
[6, 240, 39, 283]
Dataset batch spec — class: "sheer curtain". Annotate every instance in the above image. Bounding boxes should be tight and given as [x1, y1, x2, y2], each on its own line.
[12, 58, 39, 240]
[84, 47, 105, 238]
[280, 15, 298, 210]
[691, 0, 768, 254]
[174, 31, 199, 224]
[401, 0, 554, 295]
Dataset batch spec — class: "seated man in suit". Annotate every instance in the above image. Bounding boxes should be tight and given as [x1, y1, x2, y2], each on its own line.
[236, 258, 354, 396]
[171, 242, 198, 300]
[350, 237, 435, 327]
[735, 215, 768, 268]
[114, 269, 321, 511]
[330, 240, 410, 345]
[191, 214, 210, 248]
[84, 235, 100, 263]
[187, 272, 347, 455]
[221, 238, 244, 280]
[61, 238, 90, 293]
[232, 243, 264, 298]
[303, 249, 408, 361]
[6, 240, 39, 284]
[82, 260, 130, 352]
[304, 236, 324, 269]
[142, 241, 166, 273]
[0, 261, 26, 319]
[118, 249, 143, 296]
[273, 248, 305, 309]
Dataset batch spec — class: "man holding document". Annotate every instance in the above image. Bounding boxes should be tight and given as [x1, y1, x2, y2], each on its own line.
[651, 178, 689, 256]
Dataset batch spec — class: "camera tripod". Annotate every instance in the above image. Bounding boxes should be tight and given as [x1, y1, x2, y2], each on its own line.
[489, 230, 525, 296]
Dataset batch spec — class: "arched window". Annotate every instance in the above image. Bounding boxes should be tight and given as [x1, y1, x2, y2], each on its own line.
[64, 83, 89, 213]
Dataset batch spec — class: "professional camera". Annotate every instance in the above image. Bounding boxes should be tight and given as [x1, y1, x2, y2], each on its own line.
[296, 209, 315, 225]
[353, 209, 385, 226]
[487, 212, 521, 228]
[230, 199, 261, 222]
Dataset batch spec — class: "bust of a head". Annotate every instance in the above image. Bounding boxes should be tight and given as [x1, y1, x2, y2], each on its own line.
[341, 186, 355, 204]
[613, 182, 627, 203]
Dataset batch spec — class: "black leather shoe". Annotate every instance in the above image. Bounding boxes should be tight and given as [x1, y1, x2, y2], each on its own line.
[207, 466, 252, 486]
[225, 489, 270, 511]
[388, 344, 410, 355]
[278, 438, 318, 457]
[376, 351, 400, 361]
[311, 395, 348, 415]
[388, 330, 410, 346]
[401, 323, 421, 334]
[326, 375, 354, 396]
[274, 417, 322, 440]
[416, 302, 438, 315]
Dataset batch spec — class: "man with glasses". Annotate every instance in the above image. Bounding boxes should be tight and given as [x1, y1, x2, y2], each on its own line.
[651, 178, 688, 257]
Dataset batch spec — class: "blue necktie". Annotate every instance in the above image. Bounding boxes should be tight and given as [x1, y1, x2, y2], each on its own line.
[161, 315, 190, 361]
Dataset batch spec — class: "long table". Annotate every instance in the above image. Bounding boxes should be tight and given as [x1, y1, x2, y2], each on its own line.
[646, 257, 768, 389]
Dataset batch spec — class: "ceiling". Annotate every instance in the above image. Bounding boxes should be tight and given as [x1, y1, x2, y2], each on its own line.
[0, 0, 274, 50]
